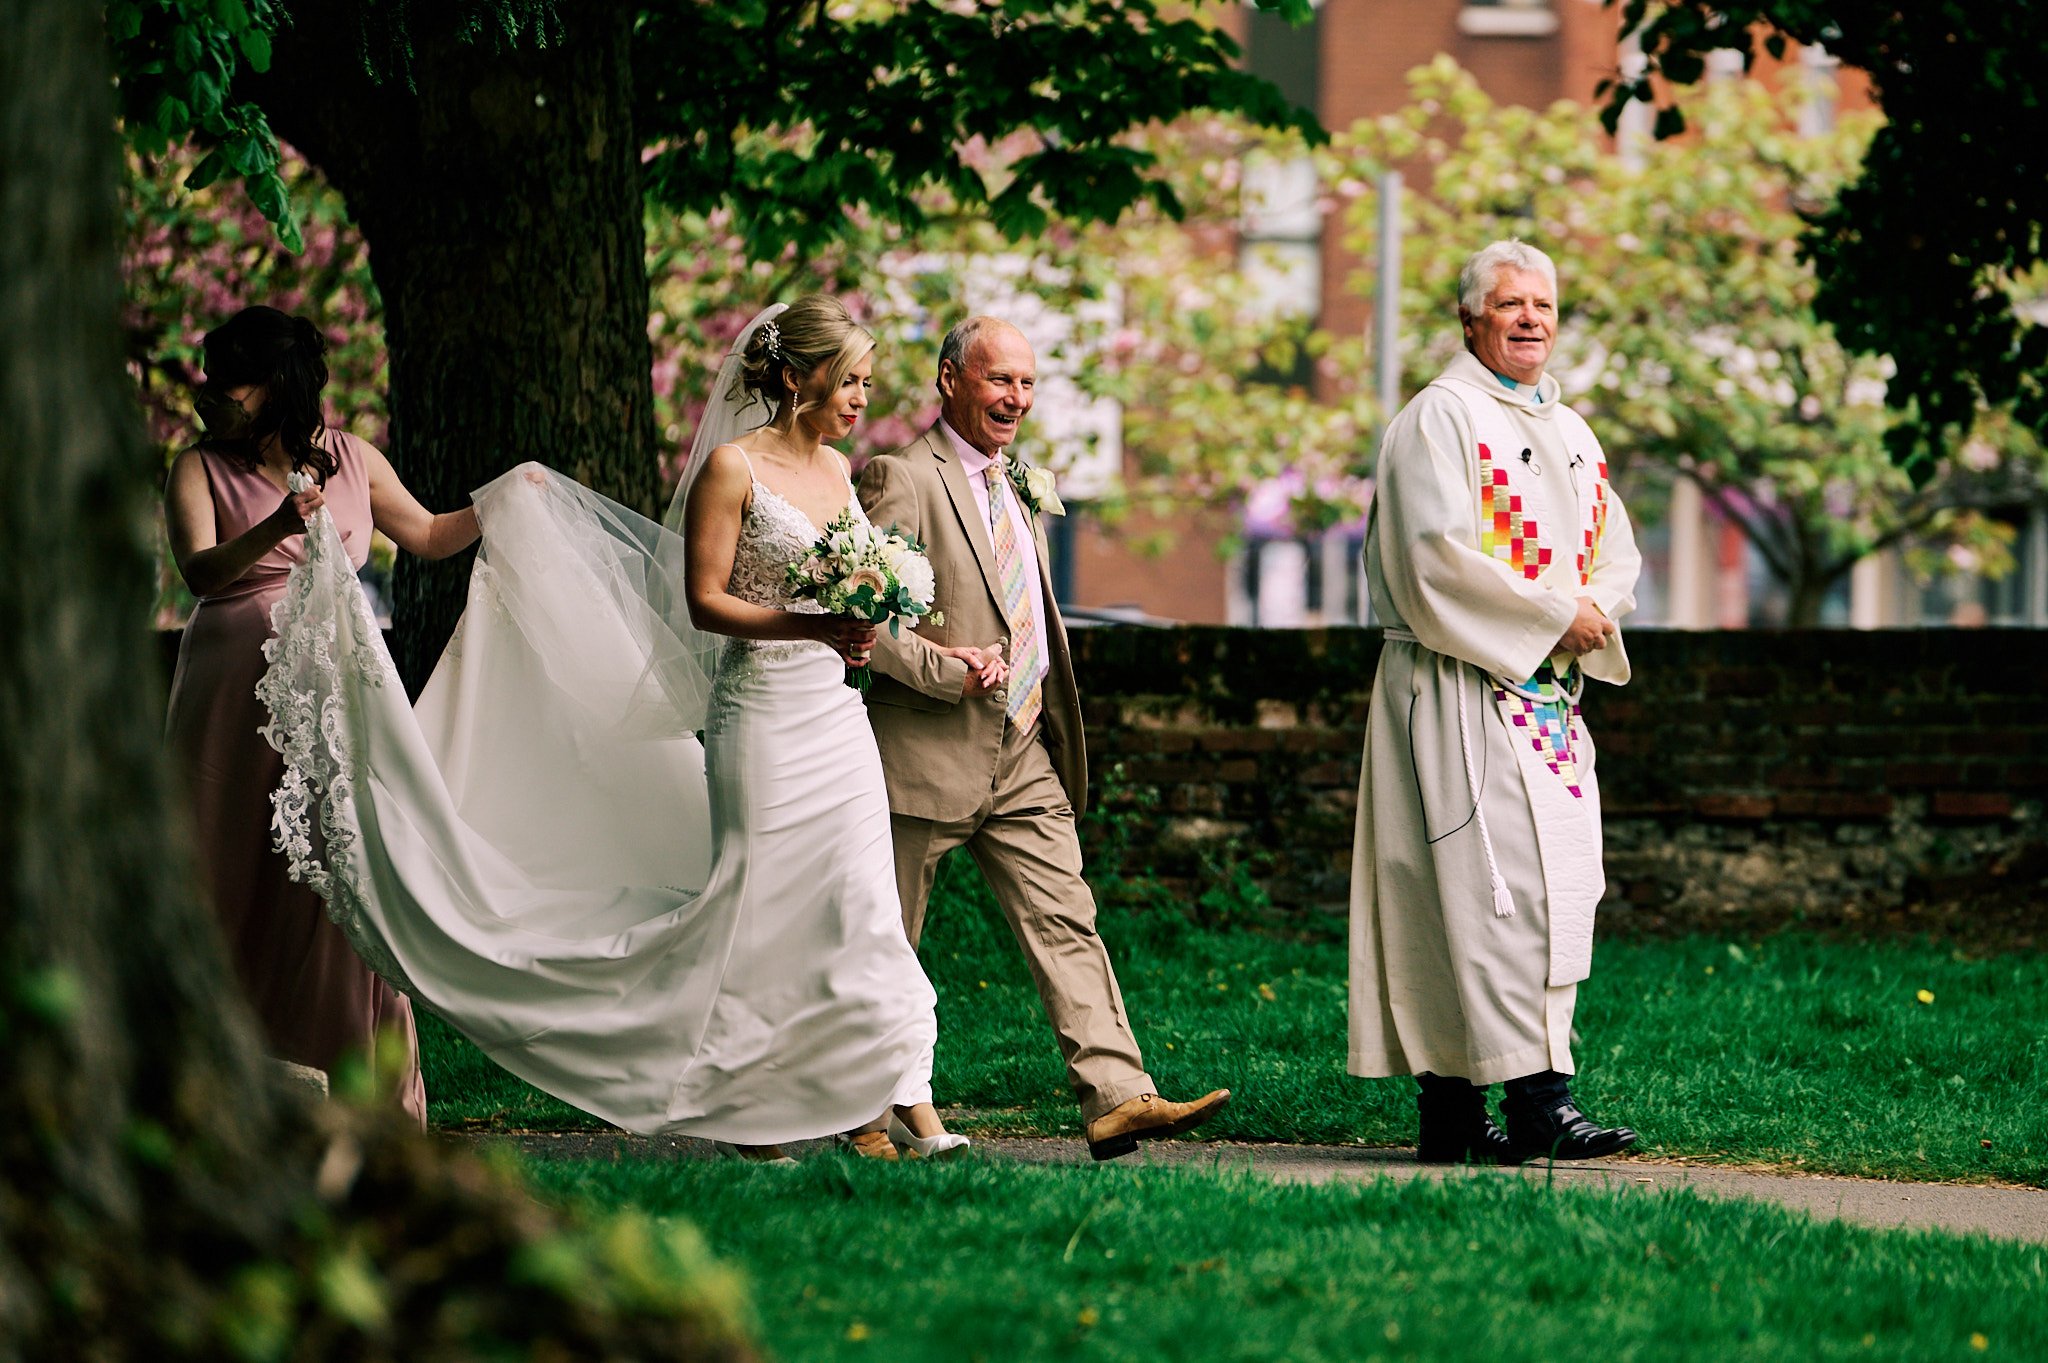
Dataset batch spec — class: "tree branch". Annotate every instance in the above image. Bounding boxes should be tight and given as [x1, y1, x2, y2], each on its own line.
[1686, 468, 1796, 581]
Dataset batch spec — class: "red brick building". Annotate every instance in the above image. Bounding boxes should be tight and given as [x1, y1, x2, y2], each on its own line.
[1052, 3, 2048, 631]
[1065, 0, 1647, 625]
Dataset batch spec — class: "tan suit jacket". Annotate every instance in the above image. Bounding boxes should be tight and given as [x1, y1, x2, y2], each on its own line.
[858, 424, 1088, 822]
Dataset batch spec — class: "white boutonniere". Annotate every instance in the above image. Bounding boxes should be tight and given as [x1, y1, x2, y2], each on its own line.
[1005, 456, 1066, 517]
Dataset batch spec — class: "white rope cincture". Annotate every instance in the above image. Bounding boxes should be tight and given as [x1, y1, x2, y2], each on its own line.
[1383, 627, 1517, 919]
[1456, 669, 1519, 919]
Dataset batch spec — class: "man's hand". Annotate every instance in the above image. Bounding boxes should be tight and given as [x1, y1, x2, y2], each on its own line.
[947, 643, 1008, 697]
[1556, 596, 1617, 655]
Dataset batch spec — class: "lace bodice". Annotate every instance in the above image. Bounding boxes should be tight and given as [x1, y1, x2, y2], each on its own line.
[725, 477, 859, 613]
[706, 477, 863, 729]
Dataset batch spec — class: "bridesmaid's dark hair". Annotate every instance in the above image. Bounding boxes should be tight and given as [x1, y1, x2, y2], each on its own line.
[199, 306, 338, 482]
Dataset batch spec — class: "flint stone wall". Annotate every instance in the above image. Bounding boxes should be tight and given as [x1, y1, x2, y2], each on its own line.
[1068, 627, 2047, 933]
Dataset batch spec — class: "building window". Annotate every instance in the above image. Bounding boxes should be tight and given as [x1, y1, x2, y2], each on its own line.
[1458, 0, 1558, 39]
[1244, 2, 1318, 114]
[1229, 530, 1370, 627]
[1240, 4, 1323, 325]
[1240, 152, 1322, 323]
[1796, 42, 1840, 137]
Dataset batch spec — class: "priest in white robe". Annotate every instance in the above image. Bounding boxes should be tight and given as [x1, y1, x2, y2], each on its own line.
[1349, 239, 1644, 1163]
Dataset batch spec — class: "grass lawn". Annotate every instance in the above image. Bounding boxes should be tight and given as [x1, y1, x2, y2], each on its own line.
[526, 1156, 2048, 1363]
[424, 854, 2048, 1185]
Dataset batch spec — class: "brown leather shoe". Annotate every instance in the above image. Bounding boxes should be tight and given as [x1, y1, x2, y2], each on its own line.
[835, 1129, 900, 1161]
[1084, 1089, 1231, 1161]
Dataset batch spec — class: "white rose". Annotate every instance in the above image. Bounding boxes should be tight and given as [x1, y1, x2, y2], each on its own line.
[895, 552, 936, 604]
[1024, 465, 1066, 515]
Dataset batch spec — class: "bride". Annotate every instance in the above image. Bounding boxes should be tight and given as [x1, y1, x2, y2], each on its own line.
[263, 297, 988, 1161]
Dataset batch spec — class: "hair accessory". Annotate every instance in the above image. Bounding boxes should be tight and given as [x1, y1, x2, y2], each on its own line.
[760, 320, 782, 360]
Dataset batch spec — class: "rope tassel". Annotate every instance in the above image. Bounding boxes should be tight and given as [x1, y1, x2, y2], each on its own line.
[1456, 668, 1517, 919]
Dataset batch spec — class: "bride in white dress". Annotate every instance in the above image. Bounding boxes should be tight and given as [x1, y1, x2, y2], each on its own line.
[259, 297, 981, 1161]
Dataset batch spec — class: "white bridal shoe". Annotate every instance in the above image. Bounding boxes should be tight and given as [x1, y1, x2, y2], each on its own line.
[888, 1116, 972, 1161]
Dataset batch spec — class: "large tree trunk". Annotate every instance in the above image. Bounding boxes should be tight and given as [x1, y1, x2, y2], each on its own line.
[0, 0, 307, 1346]
[1, 8, 747, 1357]
[259, 0, 658, 688]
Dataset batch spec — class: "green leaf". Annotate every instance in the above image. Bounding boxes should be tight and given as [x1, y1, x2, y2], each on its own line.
[239, 27, 273, 72]
[154, 94, 191, 137]
[224, 131, 264, 175]
[212, 0, 251, 29]
[1251, 0, 1314, 23]
[107, 1, 143, 44]
[122, 1118, 177, 1168]
[315, 1249, 389, 1331]
[188, 69, 224, 118]
[15, 966, 84, 1022]
[184, 148, 231, 191]
[248, 171, 288, 220]
[218, 1265, 297, 1363]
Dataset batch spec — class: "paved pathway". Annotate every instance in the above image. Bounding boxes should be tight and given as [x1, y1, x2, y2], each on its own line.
[451, 1129, 2048, 1245]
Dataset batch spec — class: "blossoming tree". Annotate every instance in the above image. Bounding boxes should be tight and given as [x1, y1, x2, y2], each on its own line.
[1329, 61, 2046, 624]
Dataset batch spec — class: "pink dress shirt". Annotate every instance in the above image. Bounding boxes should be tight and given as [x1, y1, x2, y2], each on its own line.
[941, 419, 1053, 686]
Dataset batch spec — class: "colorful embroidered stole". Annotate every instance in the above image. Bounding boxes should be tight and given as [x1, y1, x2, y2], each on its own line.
[1454, 387, 1612, 803]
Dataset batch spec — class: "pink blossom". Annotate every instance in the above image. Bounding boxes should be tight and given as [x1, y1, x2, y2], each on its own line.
[651, 352, 682, 401]
[860, 414, 916, 451]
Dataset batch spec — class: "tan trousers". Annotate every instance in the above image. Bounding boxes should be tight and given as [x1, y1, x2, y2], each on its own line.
[891, 721, 1155, 1123]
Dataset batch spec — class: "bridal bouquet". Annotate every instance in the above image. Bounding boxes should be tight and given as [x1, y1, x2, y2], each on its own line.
[785, 510, 943, 691]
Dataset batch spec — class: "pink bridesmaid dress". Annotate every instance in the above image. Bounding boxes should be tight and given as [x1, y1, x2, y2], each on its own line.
[165, 429, 426, 1125]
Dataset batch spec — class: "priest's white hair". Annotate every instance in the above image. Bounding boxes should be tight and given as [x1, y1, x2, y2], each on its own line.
[1458, 240, 1559, 316]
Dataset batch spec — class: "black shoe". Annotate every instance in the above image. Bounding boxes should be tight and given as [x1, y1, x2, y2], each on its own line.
[1501, 1098, 1638, 1163]
[1418, 1110, 1516, 1164]
[1416, 1078, 1515, 1165]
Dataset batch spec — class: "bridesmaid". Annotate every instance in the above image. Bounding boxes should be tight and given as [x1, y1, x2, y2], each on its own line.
[163, 306, 478, 1126]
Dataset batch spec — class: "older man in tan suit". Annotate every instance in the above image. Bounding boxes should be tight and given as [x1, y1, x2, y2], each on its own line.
[857, 316, 1229, 1160]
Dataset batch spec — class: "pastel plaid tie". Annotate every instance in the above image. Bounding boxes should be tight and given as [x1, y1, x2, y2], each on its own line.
[985, 464, 1045, 731]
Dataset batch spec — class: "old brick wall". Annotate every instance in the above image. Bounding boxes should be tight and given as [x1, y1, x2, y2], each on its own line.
[1070, 628, 2048, 933]
[158, 625, 2045, 934]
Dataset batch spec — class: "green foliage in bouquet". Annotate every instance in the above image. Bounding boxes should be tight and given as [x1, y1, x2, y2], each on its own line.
[784, 509, 943, 691]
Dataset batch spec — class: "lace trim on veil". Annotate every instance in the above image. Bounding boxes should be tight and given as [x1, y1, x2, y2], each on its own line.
[254, 483, 419, 996]
[250, 304, 792, 1007]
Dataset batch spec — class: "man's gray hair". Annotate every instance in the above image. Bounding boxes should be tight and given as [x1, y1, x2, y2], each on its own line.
[1458, 240, 1559, 316]
[937, 315, 1010, 379]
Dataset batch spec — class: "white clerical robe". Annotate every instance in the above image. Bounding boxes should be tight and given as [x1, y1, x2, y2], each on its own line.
[1349, 351, 1642, 1085]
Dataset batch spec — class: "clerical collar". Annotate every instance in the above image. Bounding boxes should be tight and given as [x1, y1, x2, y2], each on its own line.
[1490, 368, 1544, 403]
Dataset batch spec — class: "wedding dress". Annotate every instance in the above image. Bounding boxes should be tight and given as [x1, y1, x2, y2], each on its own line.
[257, 309, 937, 1143]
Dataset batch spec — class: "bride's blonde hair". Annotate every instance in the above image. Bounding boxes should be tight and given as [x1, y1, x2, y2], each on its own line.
[734, 294, 875, 430]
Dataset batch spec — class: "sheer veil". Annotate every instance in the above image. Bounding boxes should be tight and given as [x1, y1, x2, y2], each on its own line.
[652, 301, 789, 704]
[665, 302, 788, 526]
[425, 302, 792, 740]
[254, 296, 945, 1141]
